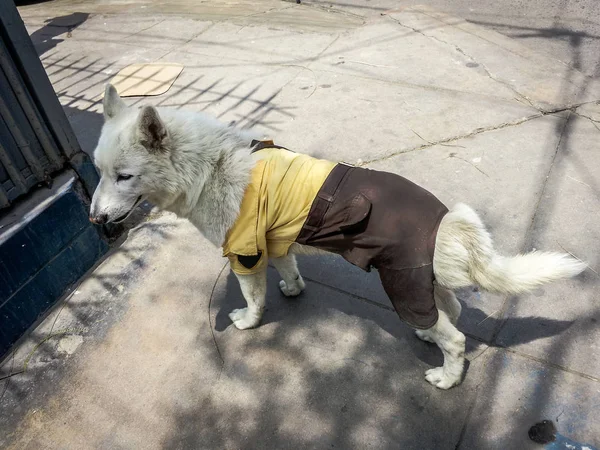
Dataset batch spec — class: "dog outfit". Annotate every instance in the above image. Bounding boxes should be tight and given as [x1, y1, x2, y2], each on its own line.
[222, 141, 448, 329]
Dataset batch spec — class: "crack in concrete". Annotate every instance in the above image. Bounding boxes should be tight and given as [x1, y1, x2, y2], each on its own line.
[523, 111, 571, 253]
[415, 8, 600, 112]
[231, 3, 297, 25]
[454, 47, 536, 109]
[446, 153, 490, 178]
[359, 112, 544, 166]
[485, 112, 570, 364]
[359, 102, 586, 166]
[302, 1, 368, 24]
[157, 21, 218, 62]
[453, 380, 482, 449]
[573, 110, 600, 125]
[499, 345, 600, 383]
[385, 15, 536, 110]
[122, 18, 165, 40]
[416, 8, 589, 81]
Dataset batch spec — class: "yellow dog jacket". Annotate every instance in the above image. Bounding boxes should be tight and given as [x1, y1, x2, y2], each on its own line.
[222, 146, 336, 275]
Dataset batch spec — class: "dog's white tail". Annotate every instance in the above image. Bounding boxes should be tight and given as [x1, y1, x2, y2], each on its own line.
[433, 203, 587, 294]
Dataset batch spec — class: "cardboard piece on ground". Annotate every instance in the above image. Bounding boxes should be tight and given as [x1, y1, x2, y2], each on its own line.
[110, 63, 183, 97]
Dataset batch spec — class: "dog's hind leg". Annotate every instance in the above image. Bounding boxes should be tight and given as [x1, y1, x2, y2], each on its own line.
[435, 283, 461, 325]
[416, 284, 461, 343]
[229, 269, 267, 330]
[272, 254, 306, 297]
[420, 310, 466, 389]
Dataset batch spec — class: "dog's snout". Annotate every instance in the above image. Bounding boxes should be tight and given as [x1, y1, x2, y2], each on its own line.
[89, 213, 108, 224]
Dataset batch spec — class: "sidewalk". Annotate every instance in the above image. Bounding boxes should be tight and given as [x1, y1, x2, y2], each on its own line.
[1, 1, 599, 448]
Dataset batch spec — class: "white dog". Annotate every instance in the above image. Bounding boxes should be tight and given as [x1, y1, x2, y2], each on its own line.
[90, 84, 586, 389]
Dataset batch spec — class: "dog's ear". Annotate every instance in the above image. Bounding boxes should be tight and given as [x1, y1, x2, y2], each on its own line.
[103, 84, 126, 120]
[137, 105, 167, 152]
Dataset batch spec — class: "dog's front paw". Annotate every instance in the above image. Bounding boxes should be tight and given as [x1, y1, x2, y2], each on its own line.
[415, 329, 435, 343]
[229, 308, 260, 330]
[279, 277, 305, 297]
[425, 367, 461, 390]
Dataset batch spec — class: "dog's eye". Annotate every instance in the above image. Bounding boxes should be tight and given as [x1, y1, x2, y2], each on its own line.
[117, 174, 134, 182]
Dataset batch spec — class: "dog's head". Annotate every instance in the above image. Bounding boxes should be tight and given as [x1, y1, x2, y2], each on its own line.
[90, 84, 175, 224]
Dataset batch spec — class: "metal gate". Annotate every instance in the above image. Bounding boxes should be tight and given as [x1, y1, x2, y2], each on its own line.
[0, 0, 107, 359]
[0, 39, 63, 207]
[0, 1, 97, 208]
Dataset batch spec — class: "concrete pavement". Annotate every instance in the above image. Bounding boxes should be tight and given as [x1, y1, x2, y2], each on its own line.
[1, 1, 599, 448]
[299, 0, 600, 78]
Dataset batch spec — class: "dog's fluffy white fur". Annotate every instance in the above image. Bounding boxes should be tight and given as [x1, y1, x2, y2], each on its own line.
[91, 85, 587, 390]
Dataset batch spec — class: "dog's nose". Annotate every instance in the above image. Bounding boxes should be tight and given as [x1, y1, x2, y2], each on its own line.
[89, 213, 108, 224]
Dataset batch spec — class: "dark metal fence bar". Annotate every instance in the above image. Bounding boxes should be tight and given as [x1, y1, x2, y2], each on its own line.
[0, 182, 8, 208]
[0, 93, 47, 182]
[0, 139, 27, 197]
[0, 2, 81, 161]
[0, 40, 64, 169]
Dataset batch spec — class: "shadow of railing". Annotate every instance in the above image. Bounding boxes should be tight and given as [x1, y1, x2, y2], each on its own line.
[40, 51, 297, 155]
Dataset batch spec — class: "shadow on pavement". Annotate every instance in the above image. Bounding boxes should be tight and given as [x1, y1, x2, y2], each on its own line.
[28, 12, 89, 56]
[3, 5, 598, 447]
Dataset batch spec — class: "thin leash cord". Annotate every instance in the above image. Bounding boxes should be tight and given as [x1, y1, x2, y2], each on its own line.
[208, 262, 229, 366]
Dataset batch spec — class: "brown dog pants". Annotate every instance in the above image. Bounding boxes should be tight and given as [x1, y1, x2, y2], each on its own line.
[296, 164, 448, 330]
